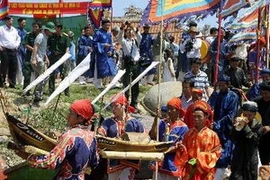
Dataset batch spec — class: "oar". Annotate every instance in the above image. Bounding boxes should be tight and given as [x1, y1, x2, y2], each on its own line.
[44, 53, 91, 106]
[92, 69, 126, 104]
[23, 53, 71, 94]
[102, 61, 159, 110]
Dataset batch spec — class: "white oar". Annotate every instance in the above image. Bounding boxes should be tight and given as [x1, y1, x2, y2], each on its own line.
[44, 53, 91, 106]
[92, 69, 126, 104]
[23, 53, 71, 94]
[103, 61, 159, 110]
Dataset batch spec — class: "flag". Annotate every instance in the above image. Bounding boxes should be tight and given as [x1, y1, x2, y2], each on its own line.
[0, 0, 8, 21]
[88, 7, 104, 29]
[229, 31, 257, 45]
[88, 0, 112, 8]
[225, 0, 264, 31]
[220, 0, 250, 19]
[87, 0, 112, 29]
[141, 0, 220, 24]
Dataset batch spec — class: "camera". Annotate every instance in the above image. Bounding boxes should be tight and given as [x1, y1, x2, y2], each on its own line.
[185, 41, 194, 52]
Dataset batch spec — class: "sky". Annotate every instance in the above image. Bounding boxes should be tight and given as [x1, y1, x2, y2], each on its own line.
[112, 0, 149, 17]
[111, 0, 218, 28]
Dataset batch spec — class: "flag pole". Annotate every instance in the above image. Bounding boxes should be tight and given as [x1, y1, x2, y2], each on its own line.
[155, 0, 165, 178]
[266, 4, 270, 68]
[255, 6, 262, 83]
[214, 3, 223, 87]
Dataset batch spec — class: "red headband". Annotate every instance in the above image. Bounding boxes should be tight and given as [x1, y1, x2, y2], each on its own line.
[70, 99, 94, 120]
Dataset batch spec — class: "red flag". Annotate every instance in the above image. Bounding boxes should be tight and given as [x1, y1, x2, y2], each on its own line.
[0, 0, 9, 20]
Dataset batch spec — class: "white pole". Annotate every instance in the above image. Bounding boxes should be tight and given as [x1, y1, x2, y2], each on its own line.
[156, 0, 164, 179]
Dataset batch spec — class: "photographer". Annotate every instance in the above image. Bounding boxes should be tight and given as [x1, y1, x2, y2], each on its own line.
[117, 21, 142, 111]
[179, 26, 202, 63]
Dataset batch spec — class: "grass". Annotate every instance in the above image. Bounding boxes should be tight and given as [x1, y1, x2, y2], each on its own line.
[3, 83, 151, 136]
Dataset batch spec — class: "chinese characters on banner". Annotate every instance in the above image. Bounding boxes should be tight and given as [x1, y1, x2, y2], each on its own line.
[9, 2, 89, 15]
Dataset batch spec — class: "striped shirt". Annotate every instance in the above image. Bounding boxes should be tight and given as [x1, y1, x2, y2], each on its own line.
[184, 70, 210, 101]
[180, 95, 193, 110]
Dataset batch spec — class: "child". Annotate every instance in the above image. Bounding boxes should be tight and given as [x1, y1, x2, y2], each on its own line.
[163, 49, 176, 82]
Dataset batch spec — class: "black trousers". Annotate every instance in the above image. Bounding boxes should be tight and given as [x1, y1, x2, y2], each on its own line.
[0, 49, 18, 87]
[122, 59, 140, 107]
[48, 56, 69, 95]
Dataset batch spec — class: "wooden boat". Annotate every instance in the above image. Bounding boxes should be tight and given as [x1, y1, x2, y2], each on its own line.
[97, 135, 173, 152]
[6, 113, 57, 152]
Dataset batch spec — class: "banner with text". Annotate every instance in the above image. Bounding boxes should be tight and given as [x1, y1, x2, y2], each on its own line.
[9, 2, 89, 15]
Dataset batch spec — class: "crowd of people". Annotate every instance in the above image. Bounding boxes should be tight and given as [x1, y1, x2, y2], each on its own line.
[1, 15, 270, 180]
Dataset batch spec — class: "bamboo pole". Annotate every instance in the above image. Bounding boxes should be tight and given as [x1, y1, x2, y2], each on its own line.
[155, 0, 165, 178]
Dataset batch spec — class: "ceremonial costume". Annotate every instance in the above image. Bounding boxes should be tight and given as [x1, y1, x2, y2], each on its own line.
[254, 82, 270, 165]
[16, 24, 27, 85]
[28, 99, 99, 180]
[184, 100, 213, 129]
[208, 89, 238, 165]
[92, 28, 116, 79]
[180, 127, 221, 180]
[139, 28, 155, 83]
[77, 32, 93, 84]
[151, 97, 188, 179]
[208, 83, 239, 179]
[97, 95, 144, 180]
[175, 100, 221, 180]
[156, 119, 188, 178]
[230, 118, 262, 180]
[28, 125, 98, 180]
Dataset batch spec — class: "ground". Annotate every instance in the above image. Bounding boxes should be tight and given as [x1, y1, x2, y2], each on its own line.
[0, 83, 152, 172]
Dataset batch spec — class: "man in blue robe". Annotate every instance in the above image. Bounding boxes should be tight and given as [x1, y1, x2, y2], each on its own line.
[77, 26, 93, 85]
[16, 17, 27, 85]
[208, 75, 239, 180]
[140, 24, 155, 85]
[92, 19, 116, 89]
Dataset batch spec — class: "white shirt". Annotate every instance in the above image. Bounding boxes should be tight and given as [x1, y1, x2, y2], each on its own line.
[117, 30, 141, 61]
[205, 36, 215, 44]
[179, 37, 202, 58]
[0, 25, 21, 50]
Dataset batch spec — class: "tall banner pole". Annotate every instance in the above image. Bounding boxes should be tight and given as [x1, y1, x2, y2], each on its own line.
[155, 0, 164, 178]
[256, 6, 262, 84]
[266, 4, 270, 68]
[214, 4, 223, 87]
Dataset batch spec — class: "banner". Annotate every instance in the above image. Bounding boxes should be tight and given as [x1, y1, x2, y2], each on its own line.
[142, 0, 220, 24]
[9, 2, 89, 15]
[0, 0, 8, 20]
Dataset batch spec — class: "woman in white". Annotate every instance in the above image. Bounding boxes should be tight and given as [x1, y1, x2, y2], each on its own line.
[163, 49, 176, 82]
